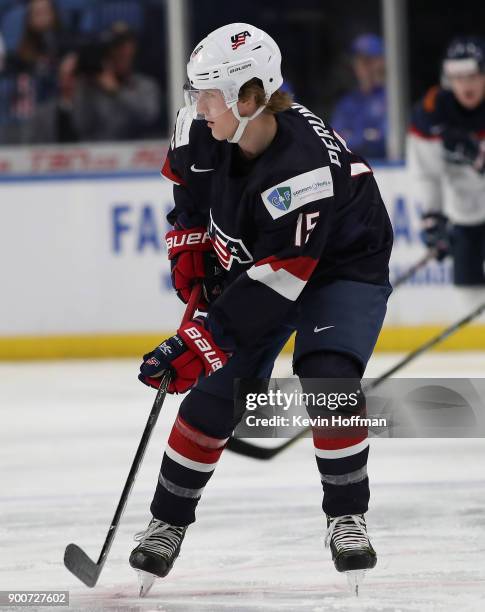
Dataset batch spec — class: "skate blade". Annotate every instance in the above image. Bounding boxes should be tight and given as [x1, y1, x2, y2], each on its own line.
[346, 569, 366, 596]
[136, 570, 157, 598]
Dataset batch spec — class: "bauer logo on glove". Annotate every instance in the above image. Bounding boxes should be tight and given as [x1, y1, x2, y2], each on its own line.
[138, 318, 229, 394]
[165, 222, 226, 312]
[165, 229, 210, 255]
[180, 325, 226, 371]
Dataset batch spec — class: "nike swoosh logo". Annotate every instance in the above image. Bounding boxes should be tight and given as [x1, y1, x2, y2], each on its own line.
[314, 325, 334, 333]
[191, 164, 214, 173]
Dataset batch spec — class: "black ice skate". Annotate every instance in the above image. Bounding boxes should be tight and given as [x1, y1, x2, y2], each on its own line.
[325, 513, 377, 595]
[129, 517, 187, 597]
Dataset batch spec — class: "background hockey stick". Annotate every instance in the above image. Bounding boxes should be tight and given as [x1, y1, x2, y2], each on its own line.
[368, 299, 485, 385]
[392, 248, 438, 289]
[227, 300, 485, 460]
[64, 284, 202, 588]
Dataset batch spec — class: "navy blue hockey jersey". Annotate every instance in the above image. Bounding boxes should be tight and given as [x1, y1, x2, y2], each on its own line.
[162, 103, 393, 347]
[410, 86, 485, 140]
[408, 86, 485, 225]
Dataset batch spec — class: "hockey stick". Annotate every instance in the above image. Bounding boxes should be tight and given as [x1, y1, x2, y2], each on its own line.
[368, 299, 485, 385]
[64, 284, 202, 588]
[226, 432, 308, 460]
[392, 248, 438, 289]
[227, 300, 485, 460]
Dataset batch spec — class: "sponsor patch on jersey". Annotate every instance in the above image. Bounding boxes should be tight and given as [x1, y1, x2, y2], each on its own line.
[261, 167, 334, 220]
[266, 186, 292, 212]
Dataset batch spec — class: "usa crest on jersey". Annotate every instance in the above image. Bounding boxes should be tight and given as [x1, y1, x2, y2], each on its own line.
[208, 210, 253, 270]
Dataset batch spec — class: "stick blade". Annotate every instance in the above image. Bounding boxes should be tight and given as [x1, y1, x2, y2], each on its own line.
[226, 431, 307, 460]
[64, 543, 101, 587]
[226, 437, 275, 460]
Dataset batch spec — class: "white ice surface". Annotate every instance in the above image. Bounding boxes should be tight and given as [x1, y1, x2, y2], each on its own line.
[1, 353, 485, 611]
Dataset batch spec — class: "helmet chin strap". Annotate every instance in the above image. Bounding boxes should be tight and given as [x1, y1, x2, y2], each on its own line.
[227, 104, 266, 144]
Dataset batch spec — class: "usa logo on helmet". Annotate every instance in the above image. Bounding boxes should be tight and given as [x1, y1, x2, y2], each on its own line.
[231, 30, 251, 50]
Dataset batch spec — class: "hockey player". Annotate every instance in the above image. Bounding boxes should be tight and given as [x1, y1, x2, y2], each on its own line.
[408, 37, 485, 289]
[129, 23, 393, 596]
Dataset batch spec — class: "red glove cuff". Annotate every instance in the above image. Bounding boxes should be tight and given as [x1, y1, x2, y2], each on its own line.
[167, 351, 205, 394]
[177, 320, 228, 377]
[166, 228, 212, 260]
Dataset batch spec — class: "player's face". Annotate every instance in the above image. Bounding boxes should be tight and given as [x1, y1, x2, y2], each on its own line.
[353, 55, 385, 90]
[206, 96, 260, 142]
[185, 87, 239, 140]
[194, 89, 237, 140]
[206, 107, 239, 141]
[449, 73, 485, 109]
[185, 86, 259, 141]
[195, 89, 229, 121]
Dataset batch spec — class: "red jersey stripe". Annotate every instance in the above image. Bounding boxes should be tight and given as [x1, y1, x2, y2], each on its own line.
[408, 126, 442, 141]
[161, 155, 186, 186]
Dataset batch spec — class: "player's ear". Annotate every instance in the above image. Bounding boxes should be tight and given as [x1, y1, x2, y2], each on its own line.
[237, 93, 257, 117]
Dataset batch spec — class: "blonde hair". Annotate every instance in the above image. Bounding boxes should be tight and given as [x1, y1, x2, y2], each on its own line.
[239, 78, 293, 113]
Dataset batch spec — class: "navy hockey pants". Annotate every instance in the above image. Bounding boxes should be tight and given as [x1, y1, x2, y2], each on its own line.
[452, 222, 485, 286]
[150, 279, 392, 526]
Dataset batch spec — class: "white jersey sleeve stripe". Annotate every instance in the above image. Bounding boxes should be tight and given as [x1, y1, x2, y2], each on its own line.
[350, 162, 372, 177]
[246, 263, 307, 301]
[174, 106, 193, 149]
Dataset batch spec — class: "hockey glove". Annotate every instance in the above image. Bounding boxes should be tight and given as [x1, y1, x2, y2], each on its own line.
[442, 127, 485, 174]
[166, 218, 225, 311]
[138, 317, 229, 394]
[420, 212, 451, 261]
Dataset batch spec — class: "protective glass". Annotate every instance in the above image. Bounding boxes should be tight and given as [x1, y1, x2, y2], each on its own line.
[184, 83, 238, 121]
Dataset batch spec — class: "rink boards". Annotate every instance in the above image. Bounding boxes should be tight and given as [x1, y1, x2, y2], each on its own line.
[1, 163, 484, 359]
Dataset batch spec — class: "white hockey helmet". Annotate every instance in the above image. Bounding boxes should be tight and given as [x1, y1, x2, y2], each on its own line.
[185, 23, 283, 142]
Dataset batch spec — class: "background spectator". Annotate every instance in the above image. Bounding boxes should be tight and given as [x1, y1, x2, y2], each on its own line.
[0, 28, 39, 142]
[15, 0, 67, 101]
[0, 0, 69, 142]
[0, 0, 483, 150]
[72, 23, 162, 141]
[331, 33, 387, 159]
[27, 23, 162, 143]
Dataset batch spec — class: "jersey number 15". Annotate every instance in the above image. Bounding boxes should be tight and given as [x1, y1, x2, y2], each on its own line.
[295, 211, 320, 246]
